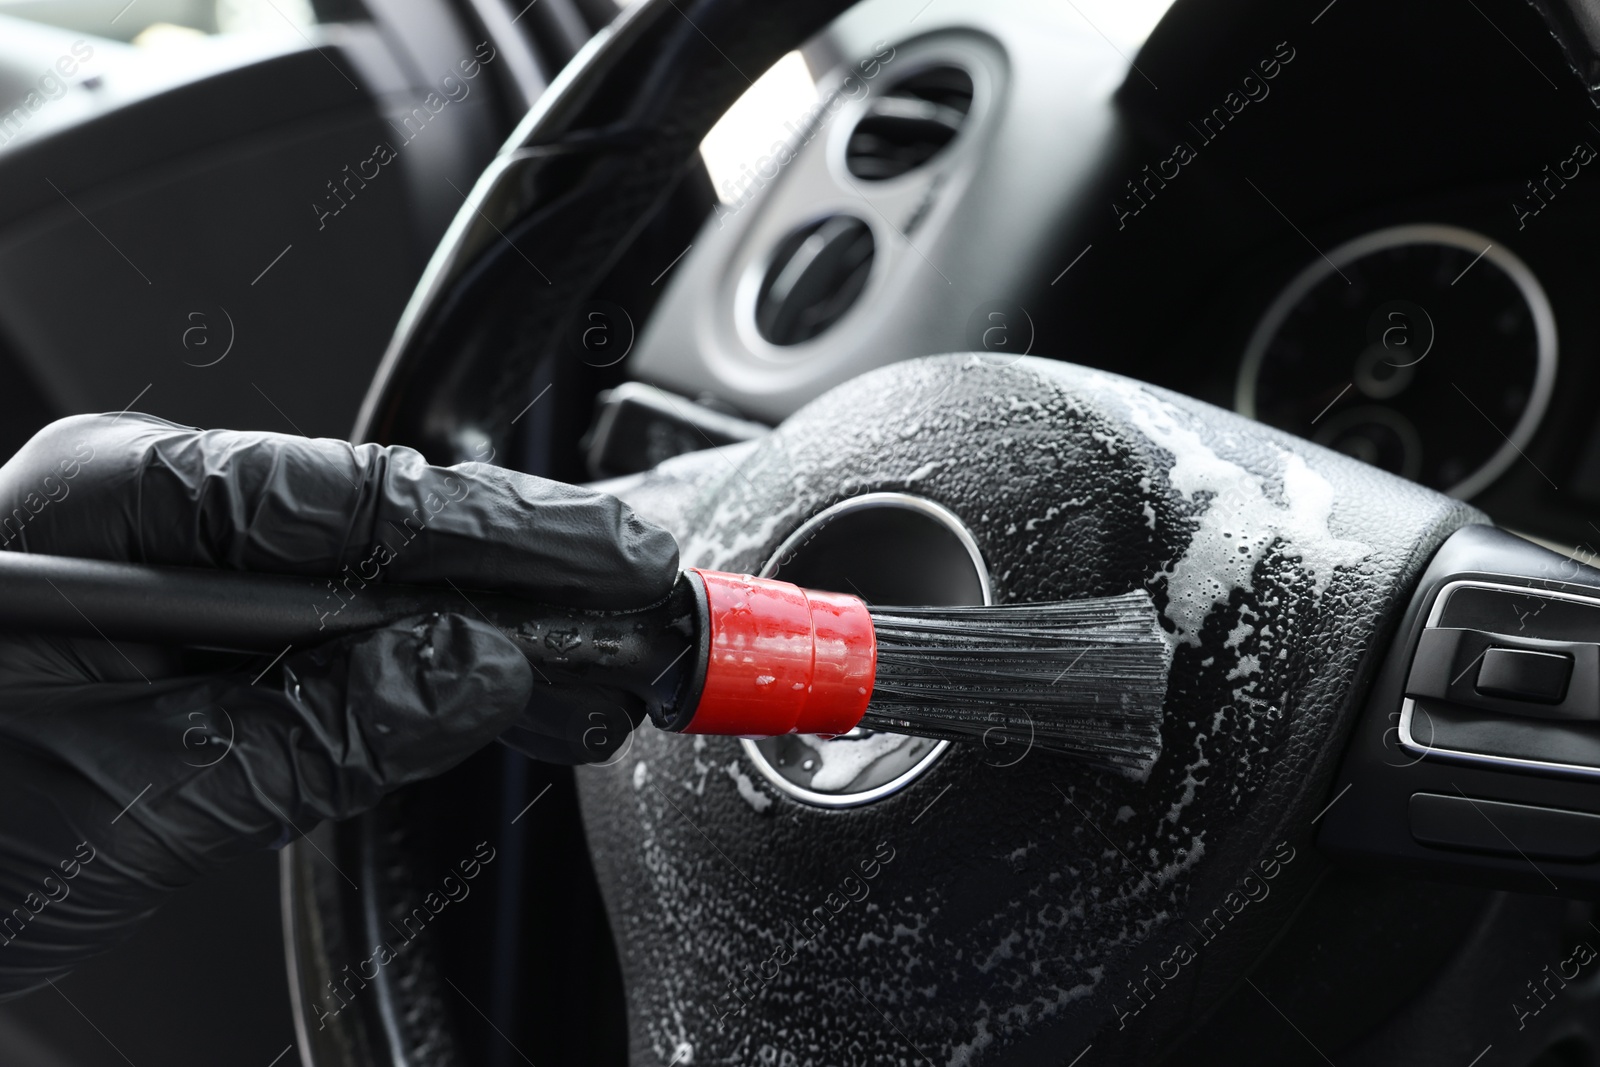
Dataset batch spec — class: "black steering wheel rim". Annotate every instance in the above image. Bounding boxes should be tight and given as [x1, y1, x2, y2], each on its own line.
[350, 0, 858, 460]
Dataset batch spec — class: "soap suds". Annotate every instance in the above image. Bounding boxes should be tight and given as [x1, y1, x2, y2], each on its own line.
[725, 761, 773, 813]
[1096, 376, 1372, 671]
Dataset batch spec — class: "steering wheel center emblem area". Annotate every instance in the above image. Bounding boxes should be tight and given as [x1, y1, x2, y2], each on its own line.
[742, 492, 992, 807]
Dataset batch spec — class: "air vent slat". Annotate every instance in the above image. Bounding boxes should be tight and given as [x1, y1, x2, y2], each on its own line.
[755, 215, 875, 347]
[846, 65, 974, 181]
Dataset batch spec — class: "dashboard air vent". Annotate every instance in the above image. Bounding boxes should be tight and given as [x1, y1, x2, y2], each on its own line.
[754, 215, 875, 346]
[845, 65, 975, 180]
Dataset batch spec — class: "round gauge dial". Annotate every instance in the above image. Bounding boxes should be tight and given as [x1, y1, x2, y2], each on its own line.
[1236, 224, 1556, 499]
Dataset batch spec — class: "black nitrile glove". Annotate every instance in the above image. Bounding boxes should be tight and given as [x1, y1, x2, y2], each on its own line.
[0, 413, 678, 999]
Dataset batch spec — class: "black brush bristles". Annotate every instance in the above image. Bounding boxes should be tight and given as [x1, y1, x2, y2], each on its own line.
[857, 591, 1172, 773]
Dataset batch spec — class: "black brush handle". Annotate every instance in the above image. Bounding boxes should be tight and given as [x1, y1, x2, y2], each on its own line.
[0, 551, 707, 719]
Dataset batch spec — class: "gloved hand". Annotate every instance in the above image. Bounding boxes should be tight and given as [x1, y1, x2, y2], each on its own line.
[0, 413, 678, 999]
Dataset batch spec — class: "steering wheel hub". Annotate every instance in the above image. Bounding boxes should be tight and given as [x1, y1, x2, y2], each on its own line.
[582, 353, 1477, 1061]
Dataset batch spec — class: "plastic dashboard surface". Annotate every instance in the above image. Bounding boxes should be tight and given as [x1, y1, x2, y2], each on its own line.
[626, 0, 1132, 421]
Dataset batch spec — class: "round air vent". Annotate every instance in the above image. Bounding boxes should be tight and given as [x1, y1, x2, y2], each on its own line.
[845, 65, 975, 180]
[753, 214, 875, 346]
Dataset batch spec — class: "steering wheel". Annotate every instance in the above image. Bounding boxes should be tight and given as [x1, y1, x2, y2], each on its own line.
[283, 1, 1600, 1063]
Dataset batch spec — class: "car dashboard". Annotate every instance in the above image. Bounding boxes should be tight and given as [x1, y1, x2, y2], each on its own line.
[609, 0, 1600, 558]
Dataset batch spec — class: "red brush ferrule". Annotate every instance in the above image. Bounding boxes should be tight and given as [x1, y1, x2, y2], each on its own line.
[680, 569, 876, 738]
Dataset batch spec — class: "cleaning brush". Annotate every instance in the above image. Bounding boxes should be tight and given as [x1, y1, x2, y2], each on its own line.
[0, 554, 1172, 773]
[860, 599, 1171, 770]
